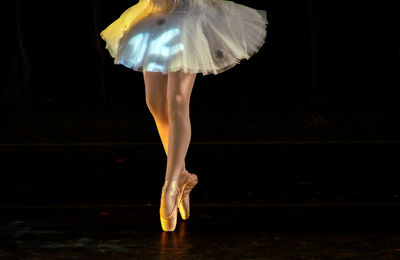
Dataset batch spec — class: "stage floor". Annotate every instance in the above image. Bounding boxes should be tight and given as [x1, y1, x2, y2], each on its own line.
[1, 203, 400, 259]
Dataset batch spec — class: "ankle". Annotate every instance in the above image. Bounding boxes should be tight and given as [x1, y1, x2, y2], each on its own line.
[165, 168, 187, 185]
[162, 179, 179, 190]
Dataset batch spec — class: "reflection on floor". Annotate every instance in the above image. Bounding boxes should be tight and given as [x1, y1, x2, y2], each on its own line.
[1, 204, 400, 259]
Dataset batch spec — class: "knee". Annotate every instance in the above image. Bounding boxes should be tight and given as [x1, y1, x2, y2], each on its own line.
[168, 94, 189, 120]
[146, 98, 168, 120]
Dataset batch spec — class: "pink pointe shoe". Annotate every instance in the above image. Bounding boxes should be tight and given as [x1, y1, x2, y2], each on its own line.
[178, 169, 199, 220]
[160, 179, 181, 232]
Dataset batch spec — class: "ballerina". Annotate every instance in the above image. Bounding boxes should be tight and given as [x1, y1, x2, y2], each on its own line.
[100, 0, 268, 232]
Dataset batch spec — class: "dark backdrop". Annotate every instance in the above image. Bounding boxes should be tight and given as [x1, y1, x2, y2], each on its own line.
[1, 1, 400, 206]
[4, 0, 400, 104]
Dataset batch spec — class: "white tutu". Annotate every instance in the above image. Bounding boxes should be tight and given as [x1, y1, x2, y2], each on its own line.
[100, 0, 268, 75]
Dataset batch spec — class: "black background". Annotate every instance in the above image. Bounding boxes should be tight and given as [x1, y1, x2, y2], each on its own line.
[1, 0, 400, 206]
[4, 0, 400, 103]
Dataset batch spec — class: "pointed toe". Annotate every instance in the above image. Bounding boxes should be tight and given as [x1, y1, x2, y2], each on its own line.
[160, 179, 181, 232]
[178, 170, 198, 220]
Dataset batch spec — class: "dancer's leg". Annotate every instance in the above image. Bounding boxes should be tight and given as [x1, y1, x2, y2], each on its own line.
[143, 71, 169, 155]
[158, 70, 196, 231]
[144, 71, 188, 170]
[164, 71, 196, 183]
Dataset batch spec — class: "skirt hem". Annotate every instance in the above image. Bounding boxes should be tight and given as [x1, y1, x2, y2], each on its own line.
[111, 30, 266, 76]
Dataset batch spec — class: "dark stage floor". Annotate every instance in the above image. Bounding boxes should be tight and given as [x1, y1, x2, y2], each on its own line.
[1, 96, 400, 259]
[1, 203, 400, 259]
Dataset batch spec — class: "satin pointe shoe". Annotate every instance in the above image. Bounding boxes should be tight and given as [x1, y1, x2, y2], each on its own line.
[160, 179, 182, 232]
[178, 169, 199, 220]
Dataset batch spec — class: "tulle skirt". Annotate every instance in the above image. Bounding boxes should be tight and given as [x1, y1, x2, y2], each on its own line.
[100, 0, 268, 75]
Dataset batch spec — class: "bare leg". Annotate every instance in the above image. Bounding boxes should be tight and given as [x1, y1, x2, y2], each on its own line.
[164, 71, 196, 183]
[144, 71, 190, 170]
[143, 71, 169, 155]
[150, 70, 196, 231]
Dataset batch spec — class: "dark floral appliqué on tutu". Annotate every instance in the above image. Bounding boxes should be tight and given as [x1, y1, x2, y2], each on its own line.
[215, 50, 224, 59]
[156, 18, 166, 25]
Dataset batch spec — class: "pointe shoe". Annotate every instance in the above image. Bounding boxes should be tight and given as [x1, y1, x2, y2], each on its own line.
[178, 169, 198, 220]
[160, 179, 181, 232]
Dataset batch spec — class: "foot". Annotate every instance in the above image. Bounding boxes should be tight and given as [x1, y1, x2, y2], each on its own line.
[159, 168, 187, 231]
[159, 179, 181, 232]
[178, 169, 198, 220]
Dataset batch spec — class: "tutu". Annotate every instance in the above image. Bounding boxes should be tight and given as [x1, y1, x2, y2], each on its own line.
[100, 0, 268, 75]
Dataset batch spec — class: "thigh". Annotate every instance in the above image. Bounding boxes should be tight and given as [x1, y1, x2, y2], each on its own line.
[167, 71, 197, 105]
[143, 71, 168, 107]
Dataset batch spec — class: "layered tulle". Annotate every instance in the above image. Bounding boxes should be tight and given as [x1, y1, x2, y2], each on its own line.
[100, 0, 268, 75]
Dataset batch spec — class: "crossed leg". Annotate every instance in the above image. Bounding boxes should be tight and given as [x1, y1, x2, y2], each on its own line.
[144, 70, 196, 183]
